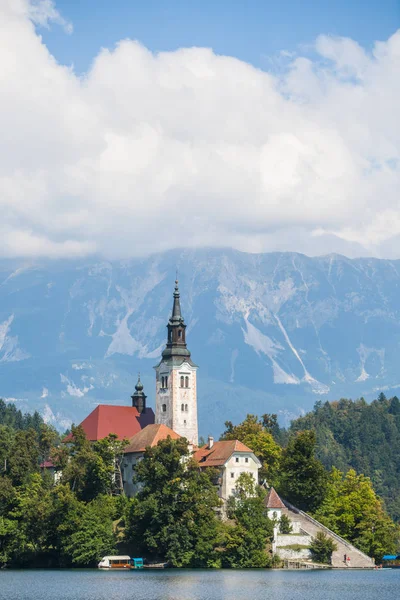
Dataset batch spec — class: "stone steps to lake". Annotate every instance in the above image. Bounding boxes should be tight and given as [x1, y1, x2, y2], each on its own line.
[277, 500, 375, 569]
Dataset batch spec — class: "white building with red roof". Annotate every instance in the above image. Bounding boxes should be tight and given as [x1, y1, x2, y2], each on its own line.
[193, 436, 261, 501]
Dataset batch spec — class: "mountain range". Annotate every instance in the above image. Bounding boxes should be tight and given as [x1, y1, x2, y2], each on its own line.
[0, 248, 398, 437]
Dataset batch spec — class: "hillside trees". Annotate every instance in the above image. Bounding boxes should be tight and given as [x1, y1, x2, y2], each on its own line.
[290, 395, 400, 520]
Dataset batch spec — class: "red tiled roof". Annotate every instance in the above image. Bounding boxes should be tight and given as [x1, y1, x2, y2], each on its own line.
[124, 424, 180, 453]
[78, 405, 155, 441]
[193, 439, 254, 467]
[40, 460, 55, 468]
[265, 487, 285, 509]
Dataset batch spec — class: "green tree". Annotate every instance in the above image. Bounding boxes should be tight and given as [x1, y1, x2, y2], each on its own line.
[314, 468, 399, 561]
[61, 497, 116, 566]
[223, 473, 273, 568]
[279, 514, 293, 534]
[309, 532, 338, 564]
[278, 430, 328, 512]
[7, 429, 40, 486]
[0, 425, 14, 473]
[60, 427, 126, 500]
[126, 437, 221, 567]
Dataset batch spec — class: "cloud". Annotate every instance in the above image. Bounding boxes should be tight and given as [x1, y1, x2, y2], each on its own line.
[28, 0, 73, 34]
[0, 0, 399, 259]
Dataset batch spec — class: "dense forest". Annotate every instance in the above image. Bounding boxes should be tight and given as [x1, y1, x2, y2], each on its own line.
[0, 397, 399, 568]
[289, 394, 400, 521]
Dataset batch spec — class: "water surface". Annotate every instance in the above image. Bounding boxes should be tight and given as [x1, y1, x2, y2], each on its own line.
[0, 568, 397, 600]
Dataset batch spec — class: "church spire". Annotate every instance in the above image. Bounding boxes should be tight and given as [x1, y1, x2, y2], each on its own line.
[171, 279, 183, 322]
[160, 279, 194, 365]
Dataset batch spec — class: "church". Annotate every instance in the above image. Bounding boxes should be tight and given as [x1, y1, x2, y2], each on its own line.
[76, 280, 261, 501]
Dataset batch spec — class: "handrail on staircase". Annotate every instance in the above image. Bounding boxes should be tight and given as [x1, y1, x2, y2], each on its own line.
[282, 499, 374, 563]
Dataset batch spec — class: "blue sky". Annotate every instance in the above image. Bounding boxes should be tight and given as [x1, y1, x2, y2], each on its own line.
[44, 0, 399, 73]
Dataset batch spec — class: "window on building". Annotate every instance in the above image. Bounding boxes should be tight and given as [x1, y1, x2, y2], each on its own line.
[165, 376, 168, 388]
[180, 375, 184, 387]
[185, 376, 189, 388]
[185, 404, 188, 412]
[184, 420, 187, 425]
[178, 330, 182, 339]
[245, 457, 249, 463]
[235, 457, 239, 463]
[162, 404, 166, 412]
[181, 403, 185, 412]
[231, 472, 235, 478]
[161, 376, 165, 388]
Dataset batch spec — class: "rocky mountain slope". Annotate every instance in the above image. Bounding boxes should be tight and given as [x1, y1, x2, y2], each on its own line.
[0, 248, 398, 436]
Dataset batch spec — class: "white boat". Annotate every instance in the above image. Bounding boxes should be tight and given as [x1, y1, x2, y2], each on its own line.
[98, 555, 133, 569]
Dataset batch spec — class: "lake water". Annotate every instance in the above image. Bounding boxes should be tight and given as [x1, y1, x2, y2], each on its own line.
[0, 569, 398, 600]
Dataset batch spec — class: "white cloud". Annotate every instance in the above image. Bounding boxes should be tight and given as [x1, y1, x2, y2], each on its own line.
[0, 0, 399, 259]
[28, 0, 73, 34]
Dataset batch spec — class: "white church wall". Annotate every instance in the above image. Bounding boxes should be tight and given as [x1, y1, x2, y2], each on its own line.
[155, 360, 198, 445]
[222, 452, 260, 500]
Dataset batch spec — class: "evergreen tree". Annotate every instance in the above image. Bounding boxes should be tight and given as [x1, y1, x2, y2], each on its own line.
[7, 429, 40, 486]
[309, 532, 337, 564]
[277, 430, 328, 512]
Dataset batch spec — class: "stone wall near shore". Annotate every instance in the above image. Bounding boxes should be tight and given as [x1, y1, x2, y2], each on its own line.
[276, 534, 310, 547]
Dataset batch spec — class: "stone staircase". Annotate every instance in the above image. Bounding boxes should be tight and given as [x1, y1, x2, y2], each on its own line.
[281, 500, 375, 568]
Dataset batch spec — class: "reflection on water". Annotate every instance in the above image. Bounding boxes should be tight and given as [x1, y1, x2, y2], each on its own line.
[0, 568, 398, 600]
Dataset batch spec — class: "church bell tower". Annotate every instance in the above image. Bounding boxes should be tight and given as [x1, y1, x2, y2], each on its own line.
[154, 280, 198, 445]
[131, 374, 146, 414]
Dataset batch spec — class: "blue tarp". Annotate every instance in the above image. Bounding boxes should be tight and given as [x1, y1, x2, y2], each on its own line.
[382, 555, 398, 560]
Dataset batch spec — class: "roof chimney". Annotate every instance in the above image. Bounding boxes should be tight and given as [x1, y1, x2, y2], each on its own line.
[208, 435, 214, 449]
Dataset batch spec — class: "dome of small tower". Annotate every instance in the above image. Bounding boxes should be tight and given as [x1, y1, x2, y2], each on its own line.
[131, 373, 146, 414]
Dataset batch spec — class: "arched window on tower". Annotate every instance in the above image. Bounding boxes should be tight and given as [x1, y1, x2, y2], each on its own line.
[181, 403, 184, 412]
[162, 404, 166, 413]
[178, 330, 182, 339]
[185, 376, 189, 388]
[161, 376, 165, 388]
[165, 376, 168, 388]
[180, 375, 184, 388]
[185, 404, 188, 412]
